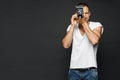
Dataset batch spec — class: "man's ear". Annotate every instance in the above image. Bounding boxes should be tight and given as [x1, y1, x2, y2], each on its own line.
[89, 11, 91, 16]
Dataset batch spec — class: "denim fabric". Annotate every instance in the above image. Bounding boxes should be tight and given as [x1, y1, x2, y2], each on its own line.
[68, 68, 98, 80]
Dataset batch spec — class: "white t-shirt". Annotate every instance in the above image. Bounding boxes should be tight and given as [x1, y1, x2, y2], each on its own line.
[66, 21, 104, 69]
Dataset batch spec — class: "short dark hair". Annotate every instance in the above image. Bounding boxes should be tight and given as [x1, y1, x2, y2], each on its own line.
[76, 3, 90, 11]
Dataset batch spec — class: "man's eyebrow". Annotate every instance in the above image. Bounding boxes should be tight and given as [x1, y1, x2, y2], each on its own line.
[83, 12, 89, 13]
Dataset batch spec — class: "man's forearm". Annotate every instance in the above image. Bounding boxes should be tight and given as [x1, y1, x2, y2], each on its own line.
[84, 26, 100, 45]
[62, 26, 74, 48]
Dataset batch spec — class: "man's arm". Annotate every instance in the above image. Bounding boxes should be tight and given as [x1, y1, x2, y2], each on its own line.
[62, 13, 78, 48]
[77, 17, 103, 46]
[83, 23, 103, 45]
[62, 26, 74, 48]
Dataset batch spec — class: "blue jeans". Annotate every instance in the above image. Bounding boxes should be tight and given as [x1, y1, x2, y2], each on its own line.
[68, 68, 98, 80]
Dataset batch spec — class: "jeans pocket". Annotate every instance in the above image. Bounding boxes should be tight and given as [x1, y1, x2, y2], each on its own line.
[90, 69, 98, 79]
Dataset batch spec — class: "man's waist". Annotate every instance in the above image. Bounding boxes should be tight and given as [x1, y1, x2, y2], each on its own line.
[71, 67, 97, 72]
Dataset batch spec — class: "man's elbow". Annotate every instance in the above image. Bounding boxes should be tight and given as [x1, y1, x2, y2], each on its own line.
[63, 44, 70, 49]
[62, 42, 70, 49]
[91, 39, 99, 46]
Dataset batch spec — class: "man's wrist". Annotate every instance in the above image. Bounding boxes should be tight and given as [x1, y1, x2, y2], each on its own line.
[71, 24, 76, 28]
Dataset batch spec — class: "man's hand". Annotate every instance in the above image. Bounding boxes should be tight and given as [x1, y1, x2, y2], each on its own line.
[76, 17, 89, 28]
[71, 13, 78, 27]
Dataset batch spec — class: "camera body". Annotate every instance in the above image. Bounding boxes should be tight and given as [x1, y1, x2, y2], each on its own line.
[75, 5, 83, 18]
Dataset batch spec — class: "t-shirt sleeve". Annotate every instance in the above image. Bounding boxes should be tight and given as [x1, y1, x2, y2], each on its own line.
[66, 24, 71, 32]
[91, 22, 104, 34]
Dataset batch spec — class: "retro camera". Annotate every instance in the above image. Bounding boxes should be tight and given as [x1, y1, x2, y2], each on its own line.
[75, 5, 83, 18]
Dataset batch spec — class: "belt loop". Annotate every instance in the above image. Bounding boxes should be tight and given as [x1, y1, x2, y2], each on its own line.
[88, 68, 90, 71]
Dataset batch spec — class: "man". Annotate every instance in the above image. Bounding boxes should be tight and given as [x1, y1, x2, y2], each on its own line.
[62, 3, 104, 80]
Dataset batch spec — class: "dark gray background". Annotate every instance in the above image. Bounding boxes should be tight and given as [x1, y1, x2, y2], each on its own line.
[0, 0, 120, 80]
